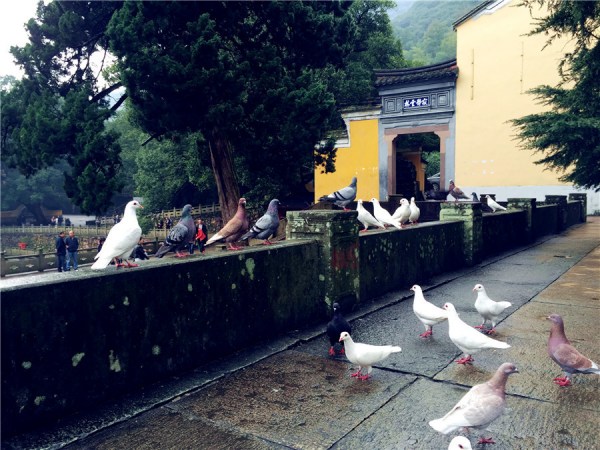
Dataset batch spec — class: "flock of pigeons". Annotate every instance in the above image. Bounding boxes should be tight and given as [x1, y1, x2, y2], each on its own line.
[325, 285, 600, 448]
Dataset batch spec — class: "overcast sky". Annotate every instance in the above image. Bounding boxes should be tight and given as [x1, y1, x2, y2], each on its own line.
[1, 0, 39, 78]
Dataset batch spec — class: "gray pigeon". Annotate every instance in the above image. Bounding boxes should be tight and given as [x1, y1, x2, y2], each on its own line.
[449, 180, 469, 201]
[240, 199, 280, 245]
[155, 204, 196, 258]
[429, 362, 518, 445]
[547, 313, 600, 387]
[319, 177, 357, 211]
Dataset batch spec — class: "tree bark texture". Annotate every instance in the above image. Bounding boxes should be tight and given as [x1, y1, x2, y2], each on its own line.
[208, 130, 240, 224]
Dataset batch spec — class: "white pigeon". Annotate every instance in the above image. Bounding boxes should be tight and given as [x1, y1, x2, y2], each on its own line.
[371, 198, 402, 230]
[339, 331, 401, 380]
[430, 362, 518, 445]
[356, 199, 385, 232]
[92, 200, 143, 270]
[392, 198, 410, 227]
[443, 302, 510, 365]
[473, 284, 512, 334]
[409, 197, 420, 225]
[481, 195, 507, 212]
[411, 284, 448, 338]
[448, 436, 473, 450]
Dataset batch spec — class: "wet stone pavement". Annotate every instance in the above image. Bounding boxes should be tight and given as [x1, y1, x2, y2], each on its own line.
[4, 219, 600, 450]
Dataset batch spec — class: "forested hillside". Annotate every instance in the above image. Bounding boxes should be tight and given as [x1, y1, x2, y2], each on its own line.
[390, 0, 482, 65]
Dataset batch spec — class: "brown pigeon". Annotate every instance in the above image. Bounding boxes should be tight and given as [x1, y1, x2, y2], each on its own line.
[205, 198, 249, 250]
[429, 362, 518, 445]
[449, 180, 469, 202]
[547, 314, 600, 387]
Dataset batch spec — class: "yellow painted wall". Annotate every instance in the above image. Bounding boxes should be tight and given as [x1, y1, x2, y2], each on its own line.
[314, 118, 380, 202]
[455, 0, 572, 187]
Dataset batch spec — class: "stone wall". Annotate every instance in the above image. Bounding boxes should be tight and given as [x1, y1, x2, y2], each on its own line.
[533, 204, 559, 238]
[481, 210, 528, 257]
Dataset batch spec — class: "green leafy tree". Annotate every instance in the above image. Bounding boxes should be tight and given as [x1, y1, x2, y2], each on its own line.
[511, 0, 600, 190]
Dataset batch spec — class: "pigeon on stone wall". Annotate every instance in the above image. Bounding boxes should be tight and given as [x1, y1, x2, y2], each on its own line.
[443, 302, 510, 365]
[547, 313, 600, 387]
[92, 200, 143, 270]
[392, 198, 411, 227]
[372, 198, 403, 230]
[326, 303, 352, 356]
[429, 362, 518, 445]
[239, 199, 280, 245]
[155, 204, 196, 258]
[319, 177, 357, 211]
[409, 197, 421, 224]
[471, 193, 493, 213]
[448, 436, 473, 450]
[205, 198, 249, 250]
[449, 180, 469, 202]
[411, 285, 448, 338]
[481, 195, 507, 212]
[339, 331, 401, 380]
[356, 200, 385, 232]
[473, 284, 512, 334]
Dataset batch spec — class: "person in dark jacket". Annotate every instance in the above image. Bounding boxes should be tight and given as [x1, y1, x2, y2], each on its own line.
[132, 237, 150, 261]
[55, 231, 67, 272]
[65, 230, 79, 271]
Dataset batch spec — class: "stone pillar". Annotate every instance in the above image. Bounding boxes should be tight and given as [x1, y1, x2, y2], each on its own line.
[286, 210, 360, 311]
[0, 252, 6, 278]
[545, 195, 568, 231]
[508, 198, 536, 243]
[568, 193, 587, 222]
[440, 202, 482, 266]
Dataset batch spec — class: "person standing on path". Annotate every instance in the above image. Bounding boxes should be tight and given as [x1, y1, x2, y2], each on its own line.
[55, 231, 67, 272]
[65, 230, 79, 271]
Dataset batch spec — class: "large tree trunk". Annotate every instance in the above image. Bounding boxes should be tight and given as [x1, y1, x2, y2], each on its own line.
[208, 129, 240, 224]
[23, 203, 49, 225]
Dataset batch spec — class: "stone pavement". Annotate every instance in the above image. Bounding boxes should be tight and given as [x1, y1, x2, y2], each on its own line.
[4, 219, 599, 450]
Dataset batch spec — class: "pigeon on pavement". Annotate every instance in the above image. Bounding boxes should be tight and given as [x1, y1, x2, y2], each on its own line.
[155, 204, 196, 258]
[444, 302, 510, 365]
[448, 436, 473, 450]
[481, 195, 507, 212]
[409, 197, 420, 225]
[547, 313, 600, 387]
[205, 198, 249, 250]
[339, 331, 401, 380]
[411, 284, 448, 338]
[356, 199, 385, 232]
[473, 284, 512, 334]
[239, 199, 280, 245]
[372, 198, 402, 230]
[326, 303, 352, 356]
[319, 177, 357, 211]
[449, 180, 469, 202]
[92, 200, 143, 270]
[429, 362, 518, 445]
[392, 198, 410, 227]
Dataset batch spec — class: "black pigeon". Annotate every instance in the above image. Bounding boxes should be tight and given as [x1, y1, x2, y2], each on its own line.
[471, 192, 493, 212]
[155, 204, 196, 258]
[326, 302, 352, 356]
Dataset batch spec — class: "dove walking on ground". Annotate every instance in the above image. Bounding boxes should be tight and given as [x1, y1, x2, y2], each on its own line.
[392, 198, 410, 227]
[92, 200, 143, 270]
[326, 303, 352, 356]
[444, 302, 510, 365]
[547, 313, 600, 387]
[481, 195, 507, 212]
[473, 284, 512, 334]
[319, 177, 357, 211]
[356, 200, 385, 232]
[448, 436, 473, 450]
[339, 331, 401, 380]
[449, 180, 469, 202]
[205, 198, 249, 250]
[409, 197, 420, 225]
[429, 362, 518, 445]
[371, 198, 402, 230]
[155, 204, 196, 258]
[411, 285, 448, 338]
[239, 199, 280, 245]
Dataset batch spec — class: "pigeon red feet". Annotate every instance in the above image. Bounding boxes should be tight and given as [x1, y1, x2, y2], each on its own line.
[124, 261, 139, 268]
[227, 244, 243, 250]
[419, 330, 433, 338]
[175, 252, 187, 258]
[456, 355, 474, 365]
[340, 347, 345, 355]
[262, 240, 273, 245]
[358, 374, 371, 381]
[350, 369, 362, 378]
[328, 346, 336, 356]
[474, 325, 485, 330]
[484, 328, 496, 335]
[553, 376, 571, 387]
[477, 437, 496, 444]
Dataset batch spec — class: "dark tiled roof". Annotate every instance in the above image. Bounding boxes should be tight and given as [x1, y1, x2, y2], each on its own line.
[374, 59, 458, 87]
[453, 0, 496, 29]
